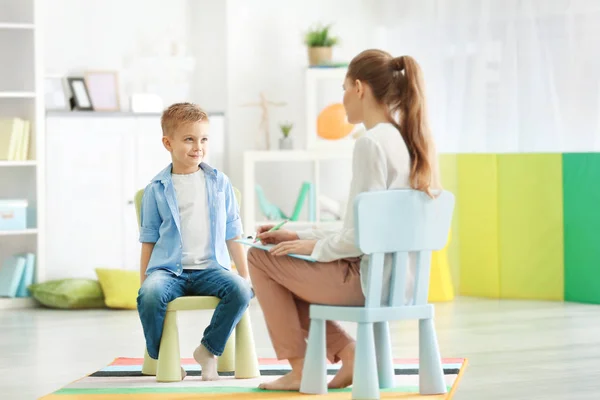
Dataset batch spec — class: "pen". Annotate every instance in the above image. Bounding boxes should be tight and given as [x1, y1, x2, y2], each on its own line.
[253, 219, 289, 243]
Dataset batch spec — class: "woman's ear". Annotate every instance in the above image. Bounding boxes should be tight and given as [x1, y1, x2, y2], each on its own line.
[355, 79, 364, 99]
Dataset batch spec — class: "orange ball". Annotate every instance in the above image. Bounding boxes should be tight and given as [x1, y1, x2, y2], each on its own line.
[317, 103, 354, 140]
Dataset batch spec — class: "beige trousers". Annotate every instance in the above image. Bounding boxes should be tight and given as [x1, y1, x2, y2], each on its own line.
[247, 247, 365, 363]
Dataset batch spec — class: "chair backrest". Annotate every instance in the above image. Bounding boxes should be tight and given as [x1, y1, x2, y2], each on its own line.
[353, 189, 455, 307]
[134, 189, 144, 227]
[133, 187, 242, 228]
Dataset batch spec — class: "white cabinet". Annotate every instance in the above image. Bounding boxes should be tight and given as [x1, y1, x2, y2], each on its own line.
[45, 113, 226, 280]
[45, 115, 168, 279]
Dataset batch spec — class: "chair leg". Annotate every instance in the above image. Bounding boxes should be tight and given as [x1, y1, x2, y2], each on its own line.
[156, 310, 182, 382]
[374, 321, 395, 389]
[234, 309, 260, 378]
[218, 330, 236, 373]
[299, 318, 327, 395]
[141, 346, 157, 376]
[418, 318, 447, 395]
[352, 323, 379, 400]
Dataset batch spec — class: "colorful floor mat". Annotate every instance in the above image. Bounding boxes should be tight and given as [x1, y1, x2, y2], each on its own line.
[40, 357, 467, 399]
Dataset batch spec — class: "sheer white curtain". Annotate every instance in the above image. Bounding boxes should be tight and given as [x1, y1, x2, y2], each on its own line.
[375, 0, 600, 153]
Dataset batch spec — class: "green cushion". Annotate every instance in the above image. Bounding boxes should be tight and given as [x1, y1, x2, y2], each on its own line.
[28, 279, 106, 309]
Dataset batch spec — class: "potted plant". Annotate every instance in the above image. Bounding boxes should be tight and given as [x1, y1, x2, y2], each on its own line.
[279, 122, 294, 150]
[304, 23, 339, 66]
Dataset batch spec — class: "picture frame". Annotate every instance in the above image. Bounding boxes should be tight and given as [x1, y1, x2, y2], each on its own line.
[84, 70, 120, 111]
[44, 76, 69, 111]
[67, 77, 94, 111]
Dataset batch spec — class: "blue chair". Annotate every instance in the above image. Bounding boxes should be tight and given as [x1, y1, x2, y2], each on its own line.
[300, 189, 455, 399]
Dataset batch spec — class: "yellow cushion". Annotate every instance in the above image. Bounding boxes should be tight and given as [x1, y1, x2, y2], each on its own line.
[95, 268, 140, 309]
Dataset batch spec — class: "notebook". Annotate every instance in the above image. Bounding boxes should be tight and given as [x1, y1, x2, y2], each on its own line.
[235, 239, 317, 262]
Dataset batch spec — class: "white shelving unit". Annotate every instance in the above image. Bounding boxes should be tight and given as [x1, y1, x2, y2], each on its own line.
[0, 0, 44, 309]
[242, 149, 352, 232]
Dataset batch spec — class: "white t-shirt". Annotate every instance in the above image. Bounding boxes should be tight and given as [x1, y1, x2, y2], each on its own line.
[172, 169, 213, 269]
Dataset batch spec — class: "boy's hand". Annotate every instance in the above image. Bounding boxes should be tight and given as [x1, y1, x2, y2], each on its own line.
[257, 226, 298, 245]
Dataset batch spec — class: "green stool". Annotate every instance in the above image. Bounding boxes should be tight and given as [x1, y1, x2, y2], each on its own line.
[141, 296, 260, 382]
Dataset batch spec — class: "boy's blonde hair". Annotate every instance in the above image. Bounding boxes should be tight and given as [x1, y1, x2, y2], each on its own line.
[161, 102, 209, 136]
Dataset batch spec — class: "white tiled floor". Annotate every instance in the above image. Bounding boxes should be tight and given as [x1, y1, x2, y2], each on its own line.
[2, 297, 600, 400]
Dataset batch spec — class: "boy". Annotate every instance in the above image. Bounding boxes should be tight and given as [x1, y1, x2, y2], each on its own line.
[137, 102, 253, 381]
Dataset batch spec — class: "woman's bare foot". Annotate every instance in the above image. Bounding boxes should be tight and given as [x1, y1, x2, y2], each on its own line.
[328, 342, 355, 389]
[259, 372, 302, 391]
[259, 358, 303, 391]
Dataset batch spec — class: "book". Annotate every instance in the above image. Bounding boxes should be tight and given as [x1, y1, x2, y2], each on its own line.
[0, 118, 30, 161]
[16, 253, 35, 297]
[0, 256, 27, 297]
[234, 238, 317, 262]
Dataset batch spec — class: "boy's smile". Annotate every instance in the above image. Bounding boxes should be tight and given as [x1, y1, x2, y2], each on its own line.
[163, 121, 210, 174]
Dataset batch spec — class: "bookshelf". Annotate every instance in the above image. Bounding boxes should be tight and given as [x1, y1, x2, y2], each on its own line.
[0, 0, 44, 309]
[242, 149, 351, 233]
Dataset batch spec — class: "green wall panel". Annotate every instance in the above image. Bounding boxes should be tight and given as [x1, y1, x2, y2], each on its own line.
[563, 153, 600, 304]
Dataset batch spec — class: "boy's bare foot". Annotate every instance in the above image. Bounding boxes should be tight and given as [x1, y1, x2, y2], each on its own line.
[328, 342, 355, 389]
[193, 344, 219, 381]
[258, 372, 302, 391]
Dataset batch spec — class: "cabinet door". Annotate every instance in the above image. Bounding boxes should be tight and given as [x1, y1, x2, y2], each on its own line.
[134, 116, 172, 189]
[121, 117, 173, 271]
[45, 116, 135, 279]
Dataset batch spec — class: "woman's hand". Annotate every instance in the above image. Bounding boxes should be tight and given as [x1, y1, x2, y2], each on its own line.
[270, 240, 317, 256]
[256, 225, 299, 244]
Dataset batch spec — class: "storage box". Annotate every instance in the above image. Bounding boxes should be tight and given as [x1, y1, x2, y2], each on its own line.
[0, 200, 28, 231]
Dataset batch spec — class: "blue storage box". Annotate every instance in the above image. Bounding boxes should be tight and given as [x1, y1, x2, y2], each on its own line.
[0, 200, 28, 231]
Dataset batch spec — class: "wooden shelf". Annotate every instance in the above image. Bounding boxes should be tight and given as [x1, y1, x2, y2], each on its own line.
[0, 229, 38, 236]
[0, 23, 35, 30]
[0, 160, 36, 167]
[0, 91, 36, 98]
[0, 297, 37, 310]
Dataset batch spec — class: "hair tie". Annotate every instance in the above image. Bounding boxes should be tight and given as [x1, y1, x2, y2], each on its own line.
[392, 56, 405, 72]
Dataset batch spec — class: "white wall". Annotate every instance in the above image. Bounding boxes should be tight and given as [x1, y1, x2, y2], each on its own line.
[225, 0, 383, 219]
[43, 0, 224, 111]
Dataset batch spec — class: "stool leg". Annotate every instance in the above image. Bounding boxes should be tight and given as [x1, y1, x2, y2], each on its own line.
[234, 309, 260, 378]
[374, 321, 395, 388]
[218, 330, 235, 372]
[419, 318, 447, 395]
[142, 346, 157, 376]
[156, 310, 182, 382]
[300, 318, 327, 395]
[352, 322, 379, 400]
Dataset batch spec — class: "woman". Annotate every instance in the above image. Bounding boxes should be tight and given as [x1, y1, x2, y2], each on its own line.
[247, 49, 440, 391]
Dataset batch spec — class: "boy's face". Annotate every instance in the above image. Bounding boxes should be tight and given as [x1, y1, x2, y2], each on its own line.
[163, 121, 209, 172]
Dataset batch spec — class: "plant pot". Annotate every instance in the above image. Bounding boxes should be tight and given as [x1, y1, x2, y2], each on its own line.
[279, 137, 293, 150]
[307, 47, 333, 66]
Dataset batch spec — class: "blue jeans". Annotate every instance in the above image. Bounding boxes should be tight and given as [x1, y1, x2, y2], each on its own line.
[137, 266, 254, 359]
